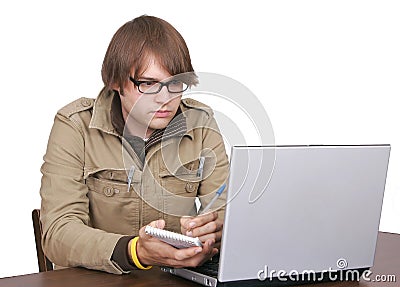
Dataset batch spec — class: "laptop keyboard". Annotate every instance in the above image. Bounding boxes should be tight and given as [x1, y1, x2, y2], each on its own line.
[187, 256, 220, 277]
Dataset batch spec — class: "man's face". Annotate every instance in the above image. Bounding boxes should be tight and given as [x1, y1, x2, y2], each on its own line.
[118, 57, 182, 138]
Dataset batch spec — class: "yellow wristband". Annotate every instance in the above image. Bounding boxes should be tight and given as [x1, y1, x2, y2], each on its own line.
[130, 237, 152, 270]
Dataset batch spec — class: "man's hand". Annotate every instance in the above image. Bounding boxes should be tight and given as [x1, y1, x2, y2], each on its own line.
[180, 211, 223, 249]
[132, 220, 218, 268]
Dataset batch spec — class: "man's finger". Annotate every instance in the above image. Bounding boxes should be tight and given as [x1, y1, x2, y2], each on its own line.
[180, 216, 194, 233]
[187, 218, 223, 237]
[186, 211, 218, 229]
[198, 230, 222, 243]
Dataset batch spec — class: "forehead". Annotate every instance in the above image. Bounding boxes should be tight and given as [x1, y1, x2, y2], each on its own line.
[134, 55, 172, 81]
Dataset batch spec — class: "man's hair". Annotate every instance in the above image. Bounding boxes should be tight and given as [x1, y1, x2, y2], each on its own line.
[101, 15, 197, 93]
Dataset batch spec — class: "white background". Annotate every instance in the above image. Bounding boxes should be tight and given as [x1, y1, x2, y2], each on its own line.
[0, 0, 399, 278]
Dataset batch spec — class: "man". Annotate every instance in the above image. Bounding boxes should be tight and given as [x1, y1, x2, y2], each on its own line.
[40, 15, 229, 274]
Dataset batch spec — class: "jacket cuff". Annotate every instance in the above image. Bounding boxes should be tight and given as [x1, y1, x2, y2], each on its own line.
[111, 236, 137, 271]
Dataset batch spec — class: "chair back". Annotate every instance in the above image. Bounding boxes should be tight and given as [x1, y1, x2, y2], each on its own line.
[32, 209, 53, 272]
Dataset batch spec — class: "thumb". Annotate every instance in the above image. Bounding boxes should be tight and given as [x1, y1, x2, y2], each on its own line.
[152, 219, 165, 229]
[139, 219, 166, 239]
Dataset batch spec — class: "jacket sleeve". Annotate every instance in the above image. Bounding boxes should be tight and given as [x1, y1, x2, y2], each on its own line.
[197, 115, 230, 220]
[40, 112, 126, 274]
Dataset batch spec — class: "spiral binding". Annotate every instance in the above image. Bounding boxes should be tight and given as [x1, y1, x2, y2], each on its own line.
[145, 226, 203, 249]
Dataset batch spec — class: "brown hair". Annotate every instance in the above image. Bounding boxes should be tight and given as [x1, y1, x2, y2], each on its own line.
[101, 15, 197, 93]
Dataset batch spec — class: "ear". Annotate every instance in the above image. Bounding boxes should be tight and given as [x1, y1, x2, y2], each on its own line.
[111, 83, 124, 96]
[111, 83, 120, 92]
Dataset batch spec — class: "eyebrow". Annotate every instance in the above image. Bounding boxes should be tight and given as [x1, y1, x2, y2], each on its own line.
[137, 77, 159, 81]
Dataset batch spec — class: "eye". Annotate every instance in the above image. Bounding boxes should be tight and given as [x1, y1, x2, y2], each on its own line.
[143, 81, 157, 86]
[169, 80, 182, 86]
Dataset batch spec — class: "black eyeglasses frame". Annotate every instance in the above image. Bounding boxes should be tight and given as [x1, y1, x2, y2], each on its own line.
[129, 77, 189, 94]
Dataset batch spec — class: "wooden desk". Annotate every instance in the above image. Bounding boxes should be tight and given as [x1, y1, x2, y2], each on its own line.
[1, 232, 398, 287]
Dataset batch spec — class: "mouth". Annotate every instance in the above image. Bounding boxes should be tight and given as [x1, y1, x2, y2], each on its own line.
[153, 110, 172, 118]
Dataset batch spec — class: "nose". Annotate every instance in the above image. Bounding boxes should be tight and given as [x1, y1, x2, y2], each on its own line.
[154, 85, 171, 103]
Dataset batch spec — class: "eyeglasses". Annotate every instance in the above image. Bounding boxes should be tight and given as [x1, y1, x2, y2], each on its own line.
[129, 77, 189, 94]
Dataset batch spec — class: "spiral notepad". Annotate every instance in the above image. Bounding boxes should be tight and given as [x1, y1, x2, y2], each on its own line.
[145, 226, 203, 249]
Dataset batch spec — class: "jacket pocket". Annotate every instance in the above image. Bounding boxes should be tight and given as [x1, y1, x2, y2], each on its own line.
[86, 171, 141, 235]
[159, 160, 201, 196]
[158, 160, 200, 218]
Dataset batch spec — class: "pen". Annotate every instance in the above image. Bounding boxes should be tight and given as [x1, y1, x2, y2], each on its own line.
[200, 184, 226, 215]
[127, 165, 135, 192]
[197, 156, 205, 178]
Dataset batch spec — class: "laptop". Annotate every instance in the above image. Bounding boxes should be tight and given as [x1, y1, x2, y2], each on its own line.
[161, 145, 391, 286]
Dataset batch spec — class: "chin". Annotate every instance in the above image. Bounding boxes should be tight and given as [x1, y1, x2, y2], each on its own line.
[149, 118, 171, 130]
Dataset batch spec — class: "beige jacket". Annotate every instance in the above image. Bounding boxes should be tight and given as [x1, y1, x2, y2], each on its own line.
[40, 88, 229, 274]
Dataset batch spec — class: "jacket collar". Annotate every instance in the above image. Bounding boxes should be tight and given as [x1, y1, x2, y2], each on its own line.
[89, 88, 119, 136]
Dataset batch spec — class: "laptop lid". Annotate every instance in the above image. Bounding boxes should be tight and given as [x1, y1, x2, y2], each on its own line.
[218, 144, 390, 282]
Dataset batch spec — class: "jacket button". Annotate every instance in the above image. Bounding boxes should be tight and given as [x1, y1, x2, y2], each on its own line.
[185, 182, 195, 193]
[104, 187, 114, 197]
[81, 99, 91, 107]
